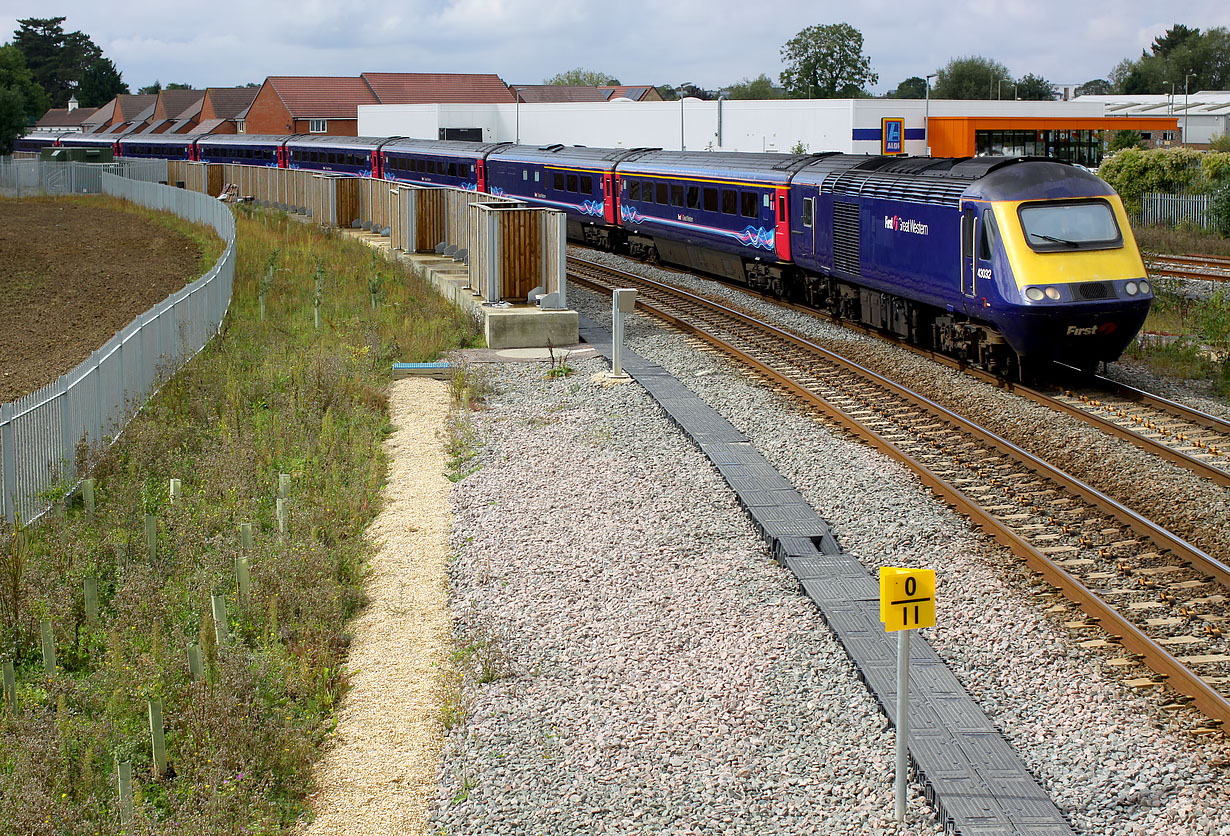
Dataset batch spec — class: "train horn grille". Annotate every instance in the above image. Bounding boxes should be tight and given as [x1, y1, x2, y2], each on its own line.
[1076, 281, 1115, 300]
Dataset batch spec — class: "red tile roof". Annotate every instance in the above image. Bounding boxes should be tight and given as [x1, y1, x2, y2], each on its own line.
[113, 95, 157, 122]
[36, 107, 98, 128]
[265, 76, 379, 118]
[154, 90, 204, 120]
[362, 72, 515, 104]
[203, 87, 258, 120]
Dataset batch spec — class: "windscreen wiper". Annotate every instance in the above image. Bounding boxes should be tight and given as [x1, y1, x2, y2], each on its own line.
[1030, 232, 1079, 247]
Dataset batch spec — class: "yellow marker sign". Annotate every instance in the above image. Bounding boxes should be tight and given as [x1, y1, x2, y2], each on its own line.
[879, 567, 936, 631]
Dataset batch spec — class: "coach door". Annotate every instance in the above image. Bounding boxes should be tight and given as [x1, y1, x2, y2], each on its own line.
[961, 205, 977, 300]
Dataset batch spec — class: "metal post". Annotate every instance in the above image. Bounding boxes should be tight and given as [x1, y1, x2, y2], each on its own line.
[610, 289, 637, 379]
[1185, 72, 1193, 145]
[486, 210, 499, 303]
[1, 402, 15, 524]
[895, 628, 911, 822]
[925, 74, 937, 156]
[556, 212, 568, 309]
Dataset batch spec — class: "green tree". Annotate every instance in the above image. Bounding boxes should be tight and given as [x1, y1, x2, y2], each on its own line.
[1108, 129, 1144, 152]
[724, 74, 782, 100]
[1152, 24, 1200, 57]
[138, 80, 162, 94]
[0, 86, 26, 153]
[1108, 58, 1134, 93]
[779, 22, 878, 98]
[1015, 73, 1055, 101]
[656, 84, 678, 101]
[888, 76, 927, 99]
[1111, 25, 1230, 95]
[544, 68, 620, 86]
[932, 56, 1011, 99]
[659, 82, 713, 100]
[165, 82, 193, 90]
[11, 17, 102, 107]
[0, 44, 49, 123]
[1076, 78, 1112, 96]
[76, 57, 128, 107]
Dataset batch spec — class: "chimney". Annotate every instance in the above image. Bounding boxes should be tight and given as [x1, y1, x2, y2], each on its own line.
[68, 95, 79, 112]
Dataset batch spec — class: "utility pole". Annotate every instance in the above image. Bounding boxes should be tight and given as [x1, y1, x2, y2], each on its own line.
[925, 74, 937, 156]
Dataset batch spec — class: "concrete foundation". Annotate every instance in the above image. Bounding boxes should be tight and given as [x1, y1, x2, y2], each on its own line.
[344, 229, 579, 350]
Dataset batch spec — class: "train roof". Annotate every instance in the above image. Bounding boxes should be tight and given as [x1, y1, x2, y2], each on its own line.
[616, 149, 818, 185]
[58, 134, 119, 146]
[118, 134, 194, 146]
[383, 138, 511, 157]
[963, 159, 1114, 202]
[195, 134, 289, 147]
[487, 143, 654, 171]
[283, 135, 400, 152]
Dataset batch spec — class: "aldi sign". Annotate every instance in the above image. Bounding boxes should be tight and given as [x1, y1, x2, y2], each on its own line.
[882, 117, 905, 155]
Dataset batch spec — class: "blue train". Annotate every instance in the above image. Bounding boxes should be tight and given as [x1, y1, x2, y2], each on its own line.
[19, 128, 1151, 378]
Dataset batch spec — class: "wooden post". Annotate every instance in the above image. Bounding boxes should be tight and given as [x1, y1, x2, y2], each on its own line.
[84, 578, 99, 624]
[148, 699, 167, 777]
[235, 556, 250, 607]
[40, 620, 56, 675]
[2, 660, 15, 714]
[168, 478, 181, 505]
[276, 498, 286, 539]
[278, 473, 291, 499]
[145, 514, 157, 561]
[211, 594, 228, 645]
[82, 478, 95, 515]
[116, 759, 133, 829]
[186, 644, 203, 680]
[240, 523, 253, 550]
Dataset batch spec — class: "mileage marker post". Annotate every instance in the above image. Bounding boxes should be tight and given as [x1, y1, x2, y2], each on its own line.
[879, 566, 936, 823]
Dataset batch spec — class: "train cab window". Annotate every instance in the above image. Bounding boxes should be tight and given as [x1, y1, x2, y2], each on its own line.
[448, 162, 458, 177]
[670, 184, 683, 206]
[962, 210, 975, 259]
[655, 183, 668, 204]
[580, 176, 593, 195]
[703, 187, 718, 212]
[1019, 200, 1121, 251]
[553, 172, 566, 191]
[979, 214, 996, 260]
[567, 174, 578, 192]
[686, 186, 700, 209]
[741, 192, 758, 218]
[629, 181, 641, 200]
[721, 189, 738, 215]
[802, 198, 813, 228]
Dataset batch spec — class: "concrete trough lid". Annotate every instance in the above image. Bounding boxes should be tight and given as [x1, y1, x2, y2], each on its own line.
[392, 361, 452, 380]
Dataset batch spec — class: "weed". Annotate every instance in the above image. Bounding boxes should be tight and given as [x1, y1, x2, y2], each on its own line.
[544, 339, 574, 379]
[445, 408, 483, 483]
[451, 627, 515, 685]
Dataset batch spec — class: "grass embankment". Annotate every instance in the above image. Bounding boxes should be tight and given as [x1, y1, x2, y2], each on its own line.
[1124, 224, 1230, 394]
[0, 204, 480, 834]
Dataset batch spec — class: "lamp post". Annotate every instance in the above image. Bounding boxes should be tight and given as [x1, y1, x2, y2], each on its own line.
[924, 73, 937, 156]
[1184, 71, 1194, 145]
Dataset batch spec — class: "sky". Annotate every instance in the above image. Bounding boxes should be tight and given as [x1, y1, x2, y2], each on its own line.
[2, 1, 1230, 95]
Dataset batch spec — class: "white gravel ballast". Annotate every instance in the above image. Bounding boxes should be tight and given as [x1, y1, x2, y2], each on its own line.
[433, 281, 1230, 836]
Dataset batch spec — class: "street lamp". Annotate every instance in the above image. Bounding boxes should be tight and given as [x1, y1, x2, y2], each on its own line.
[1184, 71, 1194, 145]
[924, 73, 937, 156]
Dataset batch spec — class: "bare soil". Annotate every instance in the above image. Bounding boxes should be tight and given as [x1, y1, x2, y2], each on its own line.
[0, 198, 206, 403]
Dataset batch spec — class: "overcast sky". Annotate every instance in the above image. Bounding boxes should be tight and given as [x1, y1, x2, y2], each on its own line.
[3, 1, 1229, 95]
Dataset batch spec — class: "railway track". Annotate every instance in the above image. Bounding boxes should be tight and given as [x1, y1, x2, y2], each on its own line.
[1144, 251, 1230, 283]
[569, 253, 1230, 732]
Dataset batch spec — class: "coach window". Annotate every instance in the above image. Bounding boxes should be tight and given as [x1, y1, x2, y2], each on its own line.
[522, 170, 528, 181]
[460, 163, 471, 178]
[567, 173, 578, 192]
[445, 162, 454, 176]
[580, 176, 593, 195]
[721, 189, 738, 215]
[553, 172, 566, 191]
[534, 171, 540, 182]
[670, 184, 683, 206]
[741, 191, 758, 218]
[686, 186, 700, 209]
[656, 182, 668, 204]
[703, 187, 718, 212]
[629, 181, 640, 200]
[416, 159, 426, 173]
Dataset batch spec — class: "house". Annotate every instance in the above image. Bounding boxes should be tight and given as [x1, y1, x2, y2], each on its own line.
[79, 94, 157, 133]
[508, 84, 664, 103]
[138, 89, 205, 134]
[34, 97, 96, 133]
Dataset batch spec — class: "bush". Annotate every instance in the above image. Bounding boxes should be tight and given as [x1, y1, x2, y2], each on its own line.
[1213, 186, 1230, 236]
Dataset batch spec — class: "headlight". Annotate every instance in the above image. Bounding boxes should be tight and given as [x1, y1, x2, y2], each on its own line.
[1125, 281, 1138, 296]
[1044, 286, 1062, 301]
[1138, 280, 1150, 295]
[1025, 287, 1045, 301]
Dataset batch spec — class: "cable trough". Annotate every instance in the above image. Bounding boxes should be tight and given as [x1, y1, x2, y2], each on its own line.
[570, 254, 1230, 735]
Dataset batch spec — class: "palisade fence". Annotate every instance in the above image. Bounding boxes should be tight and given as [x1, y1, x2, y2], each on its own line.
[0, 164, 236, 525]
[1138, 191, 1215, 230]
[0, 156, 168, 196]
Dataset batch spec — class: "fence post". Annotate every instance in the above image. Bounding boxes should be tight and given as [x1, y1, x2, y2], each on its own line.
[1, 402, 15, 524]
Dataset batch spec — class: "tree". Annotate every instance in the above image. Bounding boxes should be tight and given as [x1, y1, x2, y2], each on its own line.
[165, 82, 193, 90]
[1152, 24, 1200, 57]
[779, 22, 878, 98]
[1015, 73, 1055, 101]
[1108, 129, 1144, 152]
[1109, 25, 1230, 95]
[888, 76, 927, 99]
[544, 68, 620, 86]
[724, 74, 781, 100]
[77, 57, 128, 107]
[657, 82, 713, 100]
[0, 44, 49, 124]
[11, 17, 103, 107]
[1076, 78, 1112, 96]
[656, 84, 678, 101]
[1108, 58, 1134, 93]
[0, 86, 26, 154]
[138, 80, 162, 95]
[931, 56, 1011, 100]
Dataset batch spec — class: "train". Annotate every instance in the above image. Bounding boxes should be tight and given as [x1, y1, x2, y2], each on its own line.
[17, 128, 1152, 379]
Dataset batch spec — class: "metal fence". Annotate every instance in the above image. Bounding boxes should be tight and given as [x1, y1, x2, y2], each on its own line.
[0, 167, 236, 525]
[1138, 192, 1215, 229]
[0, 157, 168, 197]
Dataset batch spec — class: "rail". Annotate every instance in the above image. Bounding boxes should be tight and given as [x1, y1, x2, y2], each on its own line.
[0, 166, 236, 525]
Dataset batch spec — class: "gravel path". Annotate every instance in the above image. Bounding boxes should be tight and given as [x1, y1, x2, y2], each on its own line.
[300, 379, 452, 836]
[433, 264, 1230, 836]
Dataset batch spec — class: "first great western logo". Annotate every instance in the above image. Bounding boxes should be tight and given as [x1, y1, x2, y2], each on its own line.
[884, 215, 929, 235]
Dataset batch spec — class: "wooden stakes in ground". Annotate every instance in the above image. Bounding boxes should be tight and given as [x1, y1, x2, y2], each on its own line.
[82, 478, 95, 515]
[40, 620, 55, 675]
